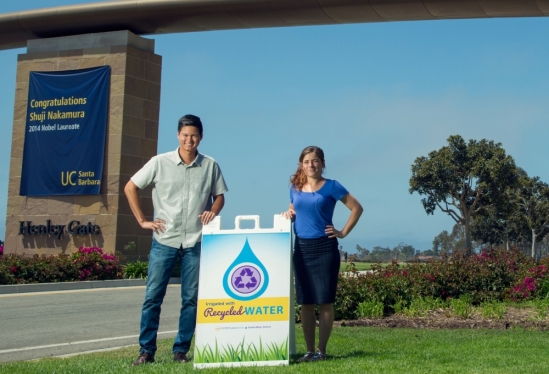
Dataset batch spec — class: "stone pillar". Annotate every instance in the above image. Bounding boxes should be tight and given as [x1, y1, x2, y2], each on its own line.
[5, 31, 160, 261]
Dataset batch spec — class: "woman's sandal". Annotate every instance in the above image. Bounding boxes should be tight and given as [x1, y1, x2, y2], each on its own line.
[297, 352, 316, 363]
[311, 350, 327, 361]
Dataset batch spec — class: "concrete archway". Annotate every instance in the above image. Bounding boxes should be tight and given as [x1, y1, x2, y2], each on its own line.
[1, 0, 548, 50]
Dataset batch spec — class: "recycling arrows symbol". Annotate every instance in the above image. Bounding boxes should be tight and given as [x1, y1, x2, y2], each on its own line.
[233, 267, 258, 289]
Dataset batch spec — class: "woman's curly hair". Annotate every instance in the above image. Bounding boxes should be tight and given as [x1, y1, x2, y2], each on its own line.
[290, 146, 325, 191]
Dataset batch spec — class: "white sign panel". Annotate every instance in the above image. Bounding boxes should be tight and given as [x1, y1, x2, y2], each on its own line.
[194, 215, 294, 368]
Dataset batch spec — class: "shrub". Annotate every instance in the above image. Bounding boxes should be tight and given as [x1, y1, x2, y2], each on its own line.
[124, 261, 148, 279]
[481, 300, 506, 319]
[402, 297, 446, 318]
[538, 280, 549, 299]
[72, 247, 123, 281]
[356, 300, 384, 319]
[0, 247, 123, 284]
[531, 299, 549, 320]
[407, 249, 533, 304]
[402, 299, 425, 318]
[450, 295, 474, 319]
[334, 248, 534, 320]
[510, 260, 549, 300]
[334, 272, 372, 320]
[392, 299, 406, 314]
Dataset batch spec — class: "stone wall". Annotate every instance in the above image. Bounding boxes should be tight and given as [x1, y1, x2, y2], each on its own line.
[5, 31, 160, 261]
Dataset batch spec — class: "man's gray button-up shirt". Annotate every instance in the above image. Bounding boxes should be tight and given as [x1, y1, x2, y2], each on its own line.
[131, 149, 228, 249]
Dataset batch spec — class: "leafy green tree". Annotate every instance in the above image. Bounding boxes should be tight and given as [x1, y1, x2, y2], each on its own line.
[371, 246, 390, 255]
[370, 246, 391, 261]
[514, 176, 549, 258]
[432, 230, 453, 254]
[471, 167, 529, 249]
[410, 135, 518, 255]
[393, 242, 416, 256]
[355, 244, 370, 261]
[432, 223, 474, 253]
[471, 199, 527, 249]
[470, 169, 549, 257]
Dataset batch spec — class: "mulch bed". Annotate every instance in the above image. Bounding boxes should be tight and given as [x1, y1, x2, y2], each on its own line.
[337, 308, 549, 330]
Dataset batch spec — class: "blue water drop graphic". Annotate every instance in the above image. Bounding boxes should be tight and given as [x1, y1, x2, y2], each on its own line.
[223, 238, 269, 301]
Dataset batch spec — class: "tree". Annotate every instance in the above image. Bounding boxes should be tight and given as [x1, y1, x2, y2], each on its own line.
[470, 171, 549, 257]
[370, 246, 391, 261]
[355, 244, 370, 261]
[471, 198, 528, 249]
[393, 242, 416, 256]
[432, 223, 473, 253]
[432, 230, 452, 254]
[470, 167, 529, 249]
[409, 135, 518, 255]
[514, 176, 549, 258]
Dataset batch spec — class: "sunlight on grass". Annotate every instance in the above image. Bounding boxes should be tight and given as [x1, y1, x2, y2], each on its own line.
[2, 326, 549, 373]
[339, 262, 387, 272]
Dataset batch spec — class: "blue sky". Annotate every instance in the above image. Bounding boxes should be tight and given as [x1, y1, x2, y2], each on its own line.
[1, 1, 548, 253]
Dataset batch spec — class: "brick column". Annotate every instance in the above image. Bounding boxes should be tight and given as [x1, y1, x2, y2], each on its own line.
[5, 31, 160, 261]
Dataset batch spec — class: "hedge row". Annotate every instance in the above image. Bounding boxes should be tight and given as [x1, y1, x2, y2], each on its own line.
[334, 248, 549, 320]
[0, 247, 123, 284]
[4, 247, 549, 323]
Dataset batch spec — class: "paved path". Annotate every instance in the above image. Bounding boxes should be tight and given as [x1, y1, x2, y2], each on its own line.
[0, 285, 182, 363]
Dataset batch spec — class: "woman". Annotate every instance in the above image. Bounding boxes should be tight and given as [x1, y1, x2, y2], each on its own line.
[282, 146, 363, 362]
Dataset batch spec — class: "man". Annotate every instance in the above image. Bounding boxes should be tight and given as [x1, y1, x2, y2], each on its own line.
[125, 114, 227, 365]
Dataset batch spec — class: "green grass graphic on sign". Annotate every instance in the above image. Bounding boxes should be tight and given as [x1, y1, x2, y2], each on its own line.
[195, 337, 288, 363]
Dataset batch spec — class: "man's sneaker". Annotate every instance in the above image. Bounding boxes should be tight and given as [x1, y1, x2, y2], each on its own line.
[131, 352, 154, 366]
[174, 352, 190, 363]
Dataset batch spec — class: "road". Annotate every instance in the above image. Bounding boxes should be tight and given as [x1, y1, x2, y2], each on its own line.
[0, 285, 182, 363]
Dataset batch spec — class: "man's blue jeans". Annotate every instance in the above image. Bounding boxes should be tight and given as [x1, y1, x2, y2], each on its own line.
[139, 239, 201, 355]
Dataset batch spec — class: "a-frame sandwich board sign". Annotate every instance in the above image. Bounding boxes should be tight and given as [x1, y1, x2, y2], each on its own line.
[194, 215, 295, 368]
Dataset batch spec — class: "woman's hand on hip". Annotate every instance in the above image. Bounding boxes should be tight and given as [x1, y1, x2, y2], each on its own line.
[325, 225, 345, 238]
[281, 209, 295, 221]
[199, 211, 217, 225]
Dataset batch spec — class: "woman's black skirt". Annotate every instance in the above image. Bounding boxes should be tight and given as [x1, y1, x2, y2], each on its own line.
[293, 236, 340, 305]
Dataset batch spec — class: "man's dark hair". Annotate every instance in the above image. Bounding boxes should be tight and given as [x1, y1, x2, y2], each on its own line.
[178, 114, 203, 135]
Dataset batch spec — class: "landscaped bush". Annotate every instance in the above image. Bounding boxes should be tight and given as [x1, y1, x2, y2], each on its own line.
[356, 300, 384, 318]
[0, 247, 123, 284]
[401, 296, 445, 318]
[334, 248, 536, 320]
[123, 260, 148, 279]
[449, 295, 474, 319]
[121, 260, 181, 279]
[530, 299, 549, 320]
[481, 300, 506, 319]
[510, 256, 549, 300]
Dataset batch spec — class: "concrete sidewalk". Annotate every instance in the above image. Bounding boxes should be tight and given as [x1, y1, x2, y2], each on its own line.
[1, 269, 369, 294]
[0, 278, 181, 294]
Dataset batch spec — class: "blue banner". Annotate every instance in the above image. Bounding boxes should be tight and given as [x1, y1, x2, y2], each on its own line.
[20, 66, 110, 196]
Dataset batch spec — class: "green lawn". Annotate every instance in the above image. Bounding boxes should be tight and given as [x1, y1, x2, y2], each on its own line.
[3, 326, 549, 373]
[339, 262, 391, 272]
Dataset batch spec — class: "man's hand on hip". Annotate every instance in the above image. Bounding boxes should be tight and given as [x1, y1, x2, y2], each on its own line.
[141, 219, 166, 234]
[199, 211, 217, 225]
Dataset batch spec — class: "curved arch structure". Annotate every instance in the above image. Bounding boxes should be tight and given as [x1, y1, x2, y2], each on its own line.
[1, 0, 549, 50]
